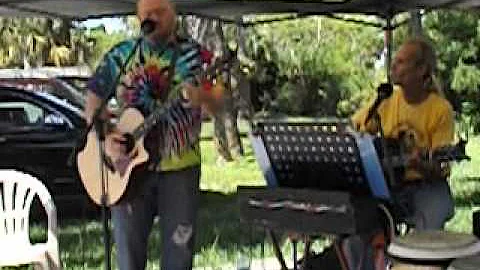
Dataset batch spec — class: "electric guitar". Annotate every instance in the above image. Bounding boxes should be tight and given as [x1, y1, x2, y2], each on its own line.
[77, 55, 231, 206]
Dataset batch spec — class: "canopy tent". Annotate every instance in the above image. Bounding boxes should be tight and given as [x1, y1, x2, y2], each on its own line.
[0, 0, 479, 20]
[1, 0, 477, 85]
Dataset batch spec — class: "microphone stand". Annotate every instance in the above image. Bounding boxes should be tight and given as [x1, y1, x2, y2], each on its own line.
[364, 83, 395, 189]
[81, 36, 145, 270]
[372, 111, 397, 190]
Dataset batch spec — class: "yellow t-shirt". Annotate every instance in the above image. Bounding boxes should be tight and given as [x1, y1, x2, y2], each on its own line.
[351, 87, 454, 181]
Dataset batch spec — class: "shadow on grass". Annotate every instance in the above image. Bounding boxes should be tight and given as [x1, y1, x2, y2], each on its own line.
[196, 190, 267, 249]
[52, 190, 269, 269]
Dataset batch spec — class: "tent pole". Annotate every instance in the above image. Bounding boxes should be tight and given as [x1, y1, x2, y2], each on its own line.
[384, 15, 393, 83]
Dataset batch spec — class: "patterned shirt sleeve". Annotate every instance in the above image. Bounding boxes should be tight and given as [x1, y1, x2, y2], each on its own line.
[87, 40, 134, 100]
[176, 38, 212, 86]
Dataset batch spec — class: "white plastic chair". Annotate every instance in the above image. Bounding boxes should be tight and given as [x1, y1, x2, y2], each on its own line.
[0, 170, 61, 270]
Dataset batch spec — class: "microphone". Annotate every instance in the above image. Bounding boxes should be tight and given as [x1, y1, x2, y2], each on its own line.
[141, 19, 156, 35]
[364, 83, 393, 125]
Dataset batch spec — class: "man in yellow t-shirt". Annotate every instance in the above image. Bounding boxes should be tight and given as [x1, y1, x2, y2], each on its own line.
[343, 38, 455, 270]
[351, 83, 454, 183]
[352, 38, 455, 230]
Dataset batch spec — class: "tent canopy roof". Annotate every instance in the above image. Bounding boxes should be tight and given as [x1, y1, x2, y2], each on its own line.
[0, 0, 479, 21]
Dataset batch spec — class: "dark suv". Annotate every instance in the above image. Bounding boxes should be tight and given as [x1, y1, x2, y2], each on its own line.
[0, 86, 96, 216]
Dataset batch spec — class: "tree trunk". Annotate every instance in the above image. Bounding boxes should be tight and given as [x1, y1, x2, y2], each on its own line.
[224, 69, 244, 157]
[213, 112, 234, 162]
[218, 22, 244, 157]
[181, 15, 234, 161]
[22, 35, 30, 69]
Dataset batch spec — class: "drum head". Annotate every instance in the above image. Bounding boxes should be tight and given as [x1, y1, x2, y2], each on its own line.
[388, 231, 480, 260]
[448, 255, 480, 270]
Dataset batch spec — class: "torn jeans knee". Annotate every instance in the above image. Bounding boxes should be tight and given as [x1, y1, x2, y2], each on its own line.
[172, 223, 193, 246]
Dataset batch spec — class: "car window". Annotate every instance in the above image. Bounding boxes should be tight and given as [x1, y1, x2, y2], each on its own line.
[57, 77, 88, 93]
[0, 79, 86, 111]
[0, 100, 68, 129]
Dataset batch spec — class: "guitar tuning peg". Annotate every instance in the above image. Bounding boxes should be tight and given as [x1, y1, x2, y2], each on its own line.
[457, 118, 470, 142]
[456, 129, 468, 144]
[459, 135, 468, 145]
[456, 138, 471, 161]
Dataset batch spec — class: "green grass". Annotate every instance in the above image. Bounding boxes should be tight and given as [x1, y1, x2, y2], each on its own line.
[18, 127, 480, 269]
[446, 136, 480, 233]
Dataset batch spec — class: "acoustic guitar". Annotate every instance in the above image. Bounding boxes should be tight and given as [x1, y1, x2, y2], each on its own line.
[77, 55, 230, 206]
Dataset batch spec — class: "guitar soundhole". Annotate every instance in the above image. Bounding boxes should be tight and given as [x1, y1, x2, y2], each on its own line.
[123, 133, 135, 153]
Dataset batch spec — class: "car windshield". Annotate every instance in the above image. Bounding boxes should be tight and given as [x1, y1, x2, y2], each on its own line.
[0, 78, 86, 110]
[55, 76, 88, 93]
[34, 91, 83, 116]
[53, 79, 86, 108]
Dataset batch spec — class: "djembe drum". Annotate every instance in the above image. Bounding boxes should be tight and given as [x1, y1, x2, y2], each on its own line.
[388, 231, 480, 270]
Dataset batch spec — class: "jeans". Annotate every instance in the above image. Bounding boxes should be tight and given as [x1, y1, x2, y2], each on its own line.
[111, 166, 200, 270]
[392, 179, 455, 230]
[342, 179, 455, 269]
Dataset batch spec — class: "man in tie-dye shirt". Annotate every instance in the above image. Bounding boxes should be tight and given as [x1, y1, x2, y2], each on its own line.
[84, 0, 222, 269]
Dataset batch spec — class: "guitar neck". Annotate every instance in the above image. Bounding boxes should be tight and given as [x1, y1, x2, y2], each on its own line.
[384, 143, 468, 168]
[131, 106, 168, 141]
[431, 144, 467, 162]
[128, 54, 232, 142]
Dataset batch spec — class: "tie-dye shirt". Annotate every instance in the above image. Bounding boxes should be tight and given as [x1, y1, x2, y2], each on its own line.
[88, 36, 212, 171]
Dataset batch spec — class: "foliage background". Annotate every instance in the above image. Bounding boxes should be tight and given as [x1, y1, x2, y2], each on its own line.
[0, 11, 478, 131]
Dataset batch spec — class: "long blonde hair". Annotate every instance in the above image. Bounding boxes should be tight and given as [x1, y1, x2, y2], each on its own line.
[404, 38, 445, 97]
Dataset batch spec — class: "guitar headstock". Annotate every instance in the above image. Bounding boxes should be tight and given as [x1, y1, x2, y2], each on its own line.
[455, 138, 471, 161]
[201, 51, 235, 80]
[433, 138, 471, 163]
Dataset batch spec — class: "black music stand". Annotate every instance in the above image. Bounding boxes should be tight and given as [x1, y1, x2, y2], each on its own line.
[243, 119, 392, 269]
[250, 119, 390, 199]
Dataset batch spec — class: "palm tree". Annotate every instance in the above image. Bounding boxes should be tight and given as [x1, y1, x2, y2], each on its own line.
[0, 17, 97, 68]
